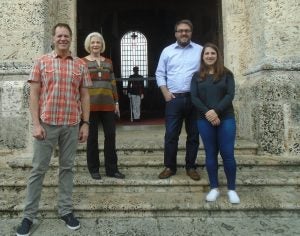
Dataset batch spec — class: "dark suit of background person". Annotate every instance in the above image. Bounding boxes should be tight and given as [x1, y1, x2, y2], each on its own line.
[83, 32, 125, 180]
[155, 19, 203, 181]
[128, 66, 144, 121]
[190, 43, 240, 204]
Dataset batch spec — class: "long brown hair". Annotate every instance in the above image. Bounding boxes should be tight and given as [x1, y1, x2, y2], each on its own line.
[199, 43, 228, 81]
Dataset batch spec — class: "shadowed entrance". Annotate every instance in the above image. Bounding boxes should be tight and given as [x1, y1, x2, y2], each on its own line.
[77, 0, 222, 122]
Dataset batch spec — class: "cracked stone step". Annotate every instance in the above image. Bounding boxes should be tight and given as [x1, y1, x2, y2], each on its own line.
[1, 167, 299, 188]
[5, 154, 300, 169]
[1, 186, 299, 218]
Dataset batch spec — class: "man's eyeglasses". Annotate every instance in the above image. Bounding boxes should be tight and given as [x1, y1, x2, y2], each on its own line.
[176, 29, 192, 33]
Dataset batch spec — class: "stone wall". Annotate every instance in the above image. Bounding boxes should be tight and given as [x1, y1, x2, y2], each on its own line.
[0, 0, 49, 150]
[237, 70, 300, 155]
[222, 0, 250, 79]
[223, 0, 300, 155]
[0, 0, 299, 156]
[0, 0, 76, 150]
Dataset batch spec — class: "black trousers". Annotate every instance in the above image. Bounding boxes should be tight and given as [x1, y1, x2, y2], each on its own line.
[86, 111, 118, 175]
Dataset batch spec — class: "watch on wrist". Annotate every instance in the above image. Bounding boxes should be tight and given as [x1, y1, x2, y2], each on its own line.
[82, 120, 90, 126]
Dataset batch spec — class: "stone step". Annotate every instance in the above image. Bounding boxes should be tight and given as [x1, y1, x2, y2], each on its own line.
[5, 154, 300, 170]
[113, 125, 258, 151]
[50, 125, 259, 155]
[1, 186, 299, 218]
[2, 215, 300, 236]
[1, 167, 299, 188]
[74, 138, 259, 155]
[1, 125, 297, 219]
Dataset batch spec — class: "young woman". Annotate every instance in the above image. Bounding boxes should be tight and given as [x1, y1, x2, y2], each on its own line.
[82, 32, 125, 180]
[190, 43, 240, 204]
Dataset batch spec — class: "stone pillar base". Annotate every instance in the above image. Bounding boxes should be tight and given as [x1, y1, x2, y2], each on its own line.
[0, 77, 30, 149]
[235, 70, 300, 155]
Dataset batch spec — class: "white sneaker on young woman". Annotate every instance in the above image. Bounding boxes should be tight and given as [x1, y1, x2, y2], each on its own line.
[206, 188, 220, 202]
[227, 190, 240, 204]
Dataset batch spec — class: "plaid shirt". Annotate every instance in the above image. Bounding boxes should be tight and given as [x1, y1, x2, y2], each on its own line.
[28, 51, 92, 125]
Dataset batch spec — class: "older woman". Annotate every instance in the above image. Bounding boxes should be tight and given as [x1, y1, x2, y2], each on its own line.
[190, 43, 240, 204]
[82, 32, 125, 179]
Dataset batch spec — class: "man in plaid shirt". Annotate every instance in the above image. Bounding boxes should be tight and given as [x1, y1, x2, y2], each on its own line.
[16, 23, 92, 236]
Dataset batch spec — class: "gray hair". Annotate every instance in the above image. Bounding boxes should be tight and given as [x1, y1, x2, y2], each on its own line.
[84, 32, 106, 53]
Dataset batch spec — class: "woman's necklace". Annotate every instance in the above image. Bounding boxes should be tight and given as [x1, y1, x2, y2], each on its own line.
[90, 55, 101, 66]
[90, 55, 103, 77]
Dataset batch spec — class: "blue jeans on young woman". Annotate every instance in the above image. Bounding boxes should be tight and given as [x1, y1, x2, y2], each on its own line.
[197, 118, 236, 190]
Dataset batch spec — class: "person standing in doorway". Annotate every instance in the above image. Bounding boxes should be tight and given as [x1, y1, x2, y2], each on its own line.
[190, 43, 240, 204]
[16, 23, 92, 236]
[128, 66, 144, 121]
[82, 32, 125, 180]
[155, 19, 203, 181]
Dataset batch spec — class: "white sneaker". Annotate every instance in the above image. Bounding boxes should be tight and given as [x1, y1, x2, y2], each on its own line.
[227, 190, 240, 204]
[206, 188, 220, 202]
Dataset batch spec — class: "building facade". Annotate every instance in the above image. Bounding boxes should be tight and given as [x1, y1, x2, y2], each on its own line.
[0, 0, 299, 155]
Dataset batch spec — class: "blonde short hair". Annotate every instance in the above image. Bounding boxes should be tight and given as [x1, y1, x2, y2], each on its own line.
[84, 32, 106, 53]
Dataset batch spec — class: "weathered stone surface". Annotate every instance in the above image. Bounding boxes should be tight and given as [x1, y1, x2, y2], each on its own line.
[0, 127, 299, 234]
[0, 79, 30, 148]
[0, 0, 51, 62]
[55, 0, 77, 51]
[1, 186, 299, 217]
[223, 0, 300, 155]
[2, 216, 300, 236]
[1, 165, 299, 188]
[226, 0, 300, 73]
[236, 70, 300, 155]
[0, 0, 299, 154]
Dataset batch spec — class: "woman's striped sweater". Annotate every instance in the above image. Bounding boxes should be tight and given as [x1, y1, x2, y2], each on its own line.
[82, 57, 118, 112]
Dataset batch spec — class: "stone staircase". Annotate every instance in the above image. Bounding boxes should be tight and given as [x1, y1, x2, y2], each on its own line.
[0, 125, 300, 219]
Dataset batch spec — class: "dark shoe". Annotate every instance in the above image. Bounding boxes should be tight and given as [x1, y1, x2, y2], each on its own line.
[16, 218, 32, 236]
[186, 169, 201, 181]
[61, 213, 80, 230]
[158, 168, 175, 179]
[107, 171, 125, 179]
[90, 172, 101, 180]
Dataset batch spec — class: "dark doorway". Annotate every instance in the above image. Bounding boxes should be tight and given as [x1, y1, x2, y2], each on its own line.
[77, 0, 222, 122]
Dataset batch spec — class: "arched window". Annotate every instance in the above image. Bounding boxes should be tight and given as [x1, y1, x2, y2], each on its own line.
[120, 31, 148, 86]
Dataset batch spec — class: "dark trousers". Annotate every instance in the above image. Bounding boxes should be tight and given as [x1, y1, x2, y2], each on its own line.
[164, 96, 199, 172]
[197, 118, 237, 190]
[87, 111, 118, 175]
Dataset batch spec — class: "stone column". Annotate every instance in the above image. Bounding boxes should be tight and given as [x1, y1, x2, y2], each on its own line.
[54, 0, 77, 53]
[0, 0, 77, 152]
[0, 0, 55, 151]
[222, 0, 300, 155]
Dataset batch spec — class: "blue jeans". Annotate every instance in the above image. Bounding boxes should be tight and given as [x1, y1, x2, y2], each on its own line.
[197, 118, 236, 190]
[164, 96, 199, 172]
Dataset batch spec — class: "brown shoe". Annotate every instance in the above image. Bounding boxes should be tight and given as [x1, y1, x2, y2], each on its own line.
[186, 169, 200, 181]
[158, 168, 175, 179]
